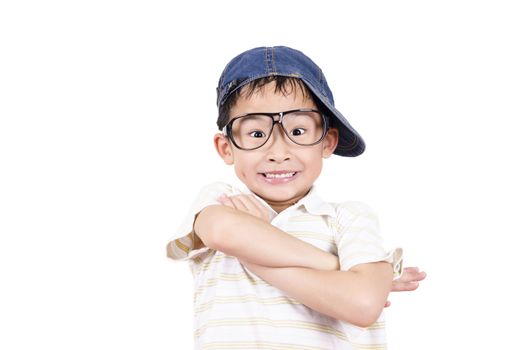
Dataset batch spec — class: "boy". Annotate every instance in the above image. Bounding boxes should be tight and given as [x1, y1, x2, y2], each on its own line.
[167, 46, 425, 349]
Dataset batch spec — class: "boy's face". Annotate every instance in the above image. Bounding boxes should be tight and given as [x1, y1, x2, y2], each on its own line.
[214, 82, 338, 213]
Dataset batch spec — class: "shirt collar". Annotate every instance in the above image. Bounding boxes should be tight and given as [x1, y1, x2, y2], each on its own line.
[295, 186, 337, 218]
[240, 184, 336, 218]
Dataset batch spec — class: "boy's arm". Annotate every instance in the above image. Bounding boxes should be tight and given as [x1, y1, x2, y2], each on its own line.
[193, 204, 339, 271]
[239, 259, 393, 328]
[193, 193, 423, 325]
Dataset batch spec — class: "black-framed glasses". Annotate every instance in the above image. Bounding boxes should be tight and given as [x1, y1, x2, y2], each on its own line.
[222, 108, 328, 151]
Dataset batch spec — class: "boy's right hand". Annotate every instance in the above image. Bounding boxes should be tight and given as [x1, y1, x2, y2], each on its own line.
[217, 194, 271, 222]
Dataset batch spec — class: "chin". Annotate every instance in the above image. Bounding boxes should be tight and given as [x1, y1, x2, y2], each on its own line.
[257, 187, 304, 202]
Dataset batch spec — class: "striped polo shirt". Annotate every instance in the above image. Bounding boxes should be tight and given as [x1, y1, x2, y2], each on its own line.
[167, 182, 403, 350]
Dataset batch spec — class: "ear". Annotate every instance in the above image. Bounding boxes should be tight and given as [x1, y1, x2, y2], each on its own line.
[322, 128, 339, 158]
[214, 133, 234, 165]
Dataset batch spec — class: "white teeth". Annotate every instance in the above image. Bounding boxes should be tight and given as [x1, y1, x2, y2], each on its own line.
[264, 172, 295, 178]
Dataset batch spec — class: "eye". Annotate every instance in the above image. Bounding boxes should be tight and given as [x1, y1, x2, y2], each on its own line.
[249, 130, 266, 138]
[291, 128, 306, 136]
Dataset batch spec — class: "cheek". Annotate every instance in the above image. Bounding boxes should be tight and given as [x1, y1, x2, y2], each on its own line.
[303, 149, 324, 168]
[233, 156, 257, 180]
[234, 165, 247, 180]
[305, 155, 323, 177]
[311, 161, 323, 177]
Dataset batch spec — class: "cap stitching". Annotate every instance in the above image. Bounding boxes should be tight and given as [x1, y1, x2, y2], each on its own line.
[265, 47, 272, 74]
[271, 46, 277, 74]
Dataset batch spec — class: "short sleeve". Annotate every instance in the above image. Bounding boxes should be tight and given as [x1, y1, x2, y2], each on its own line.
[166, 182, 240, 262]
[334, 201, 403, 278]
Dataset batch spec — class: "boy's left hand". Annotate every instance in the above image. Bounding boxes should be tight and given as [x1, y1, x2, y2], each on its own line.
[392, 267, 426, 292]
[385, 266, 427, 307]
[218, 194, 271, 222]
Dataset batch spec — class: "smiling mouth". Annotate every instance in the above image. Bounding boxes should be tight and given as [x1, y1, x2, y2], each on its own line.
[260, 171, 298, 179]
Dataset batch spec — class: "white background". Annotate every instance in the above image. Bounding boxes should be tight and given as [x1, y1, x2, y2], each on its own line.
[1, 1, 527, 349]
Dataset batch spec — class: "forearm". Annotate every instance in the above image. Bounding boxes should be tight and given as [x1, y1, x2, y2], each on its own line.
[194, 205, 339, 270]
[239, 260, 393, 327]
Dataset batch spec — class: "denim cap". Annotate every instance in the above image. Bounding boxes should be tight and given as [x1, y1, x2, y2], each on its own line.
[216, 46, 365, 157]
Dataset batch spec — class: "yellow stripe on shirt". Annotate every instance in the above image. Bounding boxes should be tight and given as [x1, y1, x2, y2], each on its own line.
[195, 317, 349, 341]
[195, 294, 302, 314]
[202, 340, 327, 350]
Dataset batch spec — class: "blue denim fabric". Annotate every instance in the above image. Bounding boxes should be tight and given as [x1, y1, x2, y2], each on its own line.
[216, 46, 365, 157]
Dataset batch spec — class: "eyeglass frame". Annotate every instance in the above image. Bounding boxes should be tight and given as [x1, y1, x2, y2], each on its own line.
[221, 108, 330, 151]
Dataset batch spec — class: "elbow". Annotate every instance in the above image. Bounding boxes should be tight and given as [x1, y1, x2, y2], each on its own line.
[344, 298, 386, 328]
[342, 263, 393, 327]
[345, 302, 383, 328]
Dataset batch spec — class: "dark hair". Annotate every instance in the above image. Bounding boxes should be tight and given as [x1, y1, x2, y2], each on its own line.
[217, 76, 331, 130]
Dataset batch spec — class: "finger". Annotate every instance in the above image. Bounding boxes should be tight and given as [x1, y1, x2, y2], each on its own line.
[230, 195, 251, 211]
[234, 195, 261, 213]
[217, 194, 228, 203]
[403, 266, 419, 274]
[217, 194, 238, 209]
[219, 196, 236, 208]
[406, 270, 426, 282]
[398, 267, 419, 282]
[413, 271, 427, 282]
[398, 267, 427, 283]
[245, 195, 270, 219]
[245, 194, 266, 210]
[233, 194, 270, 221]
[391, 281, 419, 292]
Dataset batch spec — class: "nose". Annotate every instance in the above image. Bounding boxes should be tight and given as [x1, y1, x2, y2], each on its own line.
[265, 126, 291, 162]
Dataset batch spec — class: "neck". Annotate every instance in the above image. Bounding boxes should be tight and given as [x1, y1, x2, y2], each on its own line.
[269, 201, 296, 213]
[264, 189, 311, 213]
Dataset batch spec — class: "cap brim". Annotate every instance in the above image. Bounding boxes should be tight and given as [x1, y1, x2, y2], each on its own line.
[302, 80, 365, 157]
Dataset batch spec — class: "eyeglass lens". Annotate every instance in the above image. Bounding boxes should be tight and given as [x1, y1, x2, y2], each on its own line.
[230, 111, 325, 150]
